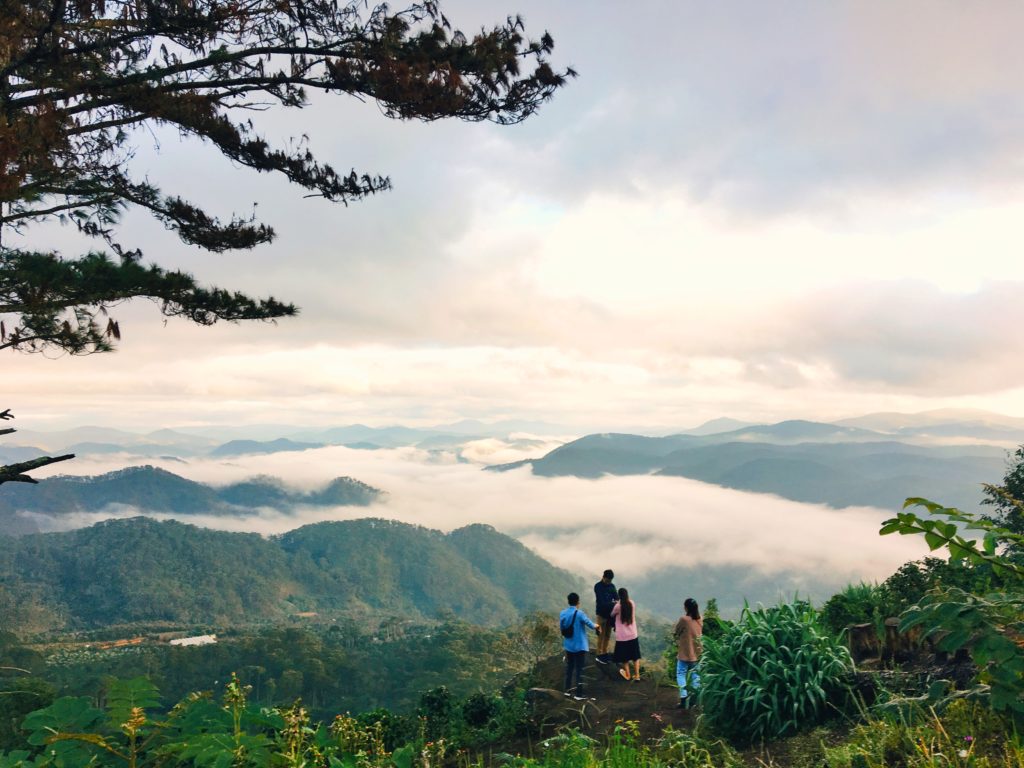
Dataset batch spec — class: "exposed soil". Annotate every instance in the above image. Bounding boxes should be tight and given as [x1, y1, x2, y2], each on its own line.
[520, 652, 694, 744]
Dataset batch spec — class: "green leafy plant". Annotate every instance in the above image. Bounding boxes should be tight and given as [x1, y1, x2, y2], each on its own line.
[880, 499, 1023, 578]
[14, 677, 165, 768]
[603, 721, 647, 768]
[700, 601, 855, 744]
[880, 500, 1024, 719]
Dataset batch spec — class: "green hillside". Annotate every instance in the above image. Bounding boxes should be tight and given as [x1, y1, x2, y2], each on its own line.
[0, 517, 580, 634]
[447, 523, 585, 614]
[0, 518, 295, 628]
[0, 466, 383, 533]
[278, 519, 517, 625]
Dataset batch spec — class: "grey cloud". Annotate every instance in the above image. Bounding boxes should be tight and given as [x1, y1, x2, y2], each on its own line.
[719, 281, 1022, 393]
[450, 1, 1024, 214]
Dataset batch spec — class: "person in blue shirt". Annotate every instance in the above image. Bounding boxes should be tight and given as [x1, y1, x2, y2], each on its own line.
[559, 592, 600, 700]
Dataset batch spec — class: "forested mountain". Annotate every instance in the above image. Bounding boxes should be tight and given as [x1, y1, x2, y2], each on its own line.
[0, 466, 381, 532]
[0, 517, 581, 634]
[493, 427, 1007, 511]
[447, 523, 567, 612]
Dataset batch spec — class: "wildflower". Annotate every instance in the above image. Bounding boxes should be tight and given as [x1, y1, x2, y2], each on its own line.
[965, 736, 974, 743]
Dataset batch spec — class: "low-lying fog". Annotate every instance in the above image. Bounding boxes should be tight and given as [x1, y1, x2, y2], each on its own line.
[31, 439, 929, 616]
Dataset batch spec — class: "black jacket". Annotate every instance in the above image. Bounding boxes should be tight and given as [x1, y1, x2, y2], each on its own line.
[594, 581, 617, 618]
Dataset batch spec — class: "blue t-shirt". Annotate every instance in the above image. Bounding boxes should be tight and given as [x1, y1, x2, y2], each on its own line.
[559, 606, 597, 653]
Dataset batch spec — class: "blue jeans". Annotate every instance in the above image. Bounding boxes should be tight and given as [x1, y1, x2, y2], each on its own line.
[676, 659, 700, 699]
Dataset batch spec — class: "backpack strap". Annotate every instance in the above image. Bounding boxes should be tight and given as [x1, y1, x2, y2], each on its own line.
[562, 608, 578, 631]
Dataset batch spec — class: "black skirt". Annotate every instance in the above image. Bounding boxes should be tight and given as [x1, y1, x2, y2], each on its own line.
[613, 637, 642, 662]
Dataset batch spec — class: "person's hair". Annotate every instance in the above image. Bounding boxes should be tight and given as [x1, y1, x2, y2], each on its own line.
[603, 569, 614, 580]
[618, 587, 633, 624]
[684, 597, 700, 621]
[567, 592, 580, 606]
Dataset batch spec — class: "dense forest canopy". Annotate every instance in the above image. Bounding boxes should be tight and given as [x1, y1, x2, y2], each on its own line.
[0, 517, 583, 631]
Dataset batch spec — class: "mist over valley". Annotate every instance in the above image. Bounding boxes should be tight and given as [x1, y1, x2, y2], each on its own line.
[4, 409, 1005, 618]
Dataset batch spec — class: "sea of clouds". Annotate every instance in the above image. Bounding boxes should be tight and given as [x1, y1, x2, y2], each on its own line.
[28, 437, 929, 614]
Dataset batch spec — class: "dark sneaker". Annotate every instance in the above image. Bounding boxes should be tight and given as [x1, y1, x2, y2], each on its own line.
[595, 656, 608, 665]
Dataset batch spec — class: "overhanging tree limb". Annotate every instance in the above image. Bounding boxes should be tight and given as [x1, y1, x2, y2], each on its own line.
[1, 0, 573, 353]
[0, 454, 75, 485]
[0, 410, 75, 485]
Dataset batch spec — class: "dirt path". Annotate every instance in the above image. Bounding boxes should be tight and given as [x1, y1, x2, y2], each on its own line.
[523, 653, 695, 743]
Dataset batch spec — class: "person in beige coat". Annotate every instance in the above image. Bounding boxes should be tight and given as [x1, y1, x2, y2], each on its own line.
[673, 597, 703, 709]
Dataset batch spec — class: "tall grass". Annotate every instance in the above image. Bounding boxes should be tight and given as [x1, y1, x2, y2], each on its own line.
[700, 601, 854, 744]
[824, 700, 1024, 768]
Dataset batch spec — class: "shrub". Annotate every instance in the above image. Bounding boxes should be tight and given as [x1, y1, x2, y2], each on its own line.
[417, 685, 454, 741]
[461, 692, 498, 728]
[354, 707, 416, 751]
[538, 728, 598, 768]
[700, 598, 730, 639]
[821, 582, 882, 636]
[654, 725, 743, 768]
[701, 601, 854, 744]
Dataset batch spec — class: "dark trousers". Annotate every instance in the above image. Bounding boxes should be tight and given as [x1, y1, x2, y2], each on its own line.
[564, 650, 586, 694]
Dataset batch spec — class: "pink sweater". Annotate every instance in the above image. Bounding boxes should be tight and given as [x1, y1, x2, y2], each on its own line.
[610, 600, 639, 641]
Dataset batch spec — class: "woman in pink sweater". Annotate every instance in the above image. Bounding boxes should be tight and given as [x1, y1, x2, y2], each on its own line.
[610, 587, 642, 681]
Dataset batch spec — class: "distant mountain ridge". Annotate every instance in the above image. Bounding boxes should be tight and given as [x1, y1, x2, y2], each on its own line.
[6, 410, 1023, 463]
[490, 420, 1009, 512]
[0, 466, 382, 533]
[0, 517, 582, 632]
[4, 422, 568, 460]
[209, 438, 324, 457]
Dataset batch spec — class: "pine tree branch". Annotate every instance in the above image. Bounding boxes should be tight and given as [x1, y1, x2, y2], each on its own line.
[0, 454, 75, 485]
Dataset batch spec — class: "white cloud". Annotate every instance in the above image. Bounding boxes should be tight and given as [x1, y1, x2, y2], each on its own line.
[33, 447, 928, 591]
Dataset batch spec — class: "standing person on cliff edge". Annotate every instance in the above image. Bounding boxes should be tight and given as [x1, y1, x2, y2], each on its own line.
[559, 592, 600, 700]
[611, 587, 642, 681]
[673, 597, 703, 709]
[593, 569, 617, 663]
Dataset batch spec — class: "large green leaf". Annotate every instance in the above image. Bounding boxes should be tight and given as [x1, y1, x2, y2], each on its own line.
[21, 697, 106, 768]
[23, 698, 103, 747]
[104, 677, 161, 732]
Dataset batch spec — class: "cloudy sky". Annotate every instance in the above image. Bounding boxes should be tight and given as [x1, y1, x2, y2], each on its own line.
[8, 0, 1024, 432]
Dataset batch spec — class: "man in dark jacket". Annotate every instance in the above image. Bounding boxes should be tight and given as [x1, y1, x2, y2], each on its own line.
[593, 569, 617, 662]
